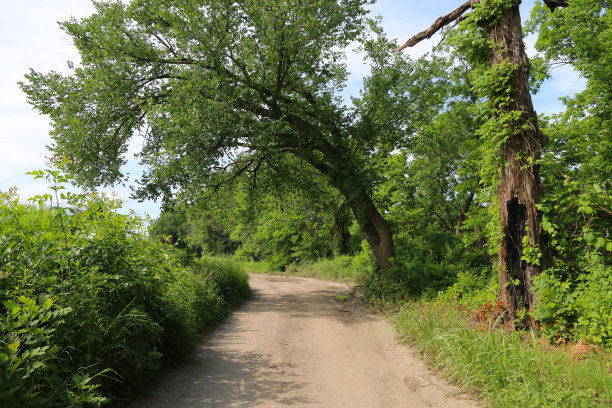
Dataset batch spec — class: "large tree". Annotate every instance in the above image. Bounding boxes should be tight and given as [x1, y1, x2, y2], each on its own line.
[394, 0, 569, 326]
[21, 0, 440, 269]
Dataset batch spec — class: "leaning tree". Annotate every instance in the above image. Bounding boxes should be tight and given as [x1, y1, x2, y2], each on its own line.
[21, 0, 442, 270]
[395, 0, 568, 326]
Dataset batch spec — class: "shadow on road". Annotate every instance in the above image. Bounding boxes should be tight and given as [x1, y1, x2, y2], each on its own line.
[123, 275, 377, 407]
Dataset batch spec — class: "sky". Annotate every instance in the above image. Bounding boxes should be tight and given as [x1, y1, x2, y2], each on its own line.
[0, 0, 586, 219]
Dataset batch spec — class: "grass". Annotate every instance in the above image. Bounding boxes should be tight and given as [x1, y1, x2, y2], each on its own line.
[335, 295, 350, 302]
[394, 301, 612, 408]
[241, 259, 275, 275]
[241, 255, 372, 284]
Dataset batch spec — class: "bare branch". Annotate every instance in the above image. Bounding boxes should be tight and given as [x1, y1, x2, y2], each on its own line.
[436, 13, 470, 47]
[393, 0, 477, 52]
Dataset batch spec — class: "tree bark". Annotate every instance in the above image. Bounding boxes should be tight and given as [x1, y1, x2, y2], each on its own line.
[483, 1, 549, 327]
[395, 0, 564, 326]
[345, 190, 396, 270]
[455, 192, 474, 236]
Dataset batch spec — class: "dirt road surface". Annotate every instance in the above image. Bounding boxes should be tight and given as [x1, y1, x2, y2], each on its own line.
[127, 274, 478, 408]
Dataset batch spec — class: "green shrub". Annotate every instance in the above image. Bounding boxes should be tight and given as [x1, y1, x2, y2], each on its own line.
[164, 267, 223, 337]
[0, 169, 251, 406]
[364, 270, 410, 304]
[194, 256, 250, 307]
[532, 263, 612, 348]
[574, 263, 612, 346]
[0, 296, 102, 408]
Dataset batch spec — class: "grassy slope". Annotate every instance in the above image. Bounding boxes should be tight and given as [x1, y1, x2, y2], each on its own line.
[394, 302, 612, 408]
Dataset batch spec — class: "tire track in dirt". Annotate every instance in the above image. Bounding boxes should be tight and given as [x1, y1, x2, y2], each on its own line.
[125, 274, 479, 408]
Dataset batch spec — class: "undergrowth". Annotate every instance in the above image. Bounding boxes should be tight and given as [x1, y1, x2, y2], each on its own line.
[394, 301, 611, 408]
[242, 253, 374, 284]
[0, 169, 250, 407]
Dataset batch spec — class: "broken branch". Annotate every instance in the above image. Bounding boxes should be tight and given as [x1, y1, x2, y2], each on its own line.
[393, 0, 477, 52]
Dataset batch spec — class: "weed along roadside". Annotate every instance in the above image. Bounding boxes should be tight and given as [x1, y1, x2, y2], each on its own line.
[393, 301, 611, 408]
[0, 178, 250, 407]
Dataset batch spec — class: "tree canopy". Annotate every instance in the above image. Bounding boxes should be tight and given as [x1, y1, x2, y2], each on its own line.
[19, 0, 611, 341]
[21, 0, 446, 269]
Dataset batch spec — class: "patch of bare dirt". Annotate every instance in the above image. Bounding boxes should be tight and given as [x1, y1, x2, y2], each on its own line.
[124, 274, 479, 407]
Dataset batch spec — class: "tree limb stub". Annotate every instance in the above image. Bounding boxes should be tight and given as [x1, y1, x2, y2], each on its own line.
[543, 0, 569, 12]
[392, 0, 477, 52]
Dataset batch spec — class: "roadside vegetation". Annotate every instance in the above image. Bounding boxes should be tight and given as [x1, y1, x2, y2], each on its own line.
[8, 0, 611, 407]
[0, 170, 249, 407]
[395, 302, 611, 408]
[242, 255, 374, 284]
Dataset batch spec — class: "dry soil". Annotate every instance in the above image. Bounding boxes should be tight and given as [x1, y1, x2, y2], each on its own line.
[126, 273, 479, 408]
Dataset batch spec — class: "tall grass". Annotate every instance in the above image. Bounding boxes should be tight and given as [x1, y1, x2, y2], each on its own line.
[394, 302, 611, 408]
[242, 254, 374, 284]
[195, 256, 250, 307]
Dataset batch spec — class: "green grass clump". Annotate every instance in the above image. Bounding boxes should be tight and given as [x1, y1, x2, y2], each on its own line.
[194, 256, 250, 308]
[394, 302, 612, 408]
[241, 259, 275, 274]
[288, 256, 370, 283]
[335, 295, 350, 302]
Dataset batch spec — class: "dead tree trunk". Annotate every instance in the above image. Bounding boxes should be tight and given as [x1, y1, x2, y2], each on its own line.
[484, 1, 548, 328]
[395, 0, 556, 327]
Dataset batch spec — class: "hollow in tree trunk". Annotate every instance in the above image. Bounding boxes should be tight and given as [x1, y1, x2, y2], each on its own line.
[394, 0, 557, 327]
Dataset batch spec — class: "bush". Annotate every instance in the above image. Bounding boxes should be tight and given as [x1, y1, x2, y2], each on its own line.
[194, 256, 250, 307]
[0, 171, 250, 406]
[364, 232, 492, 301]
[532, 263, 612, 348]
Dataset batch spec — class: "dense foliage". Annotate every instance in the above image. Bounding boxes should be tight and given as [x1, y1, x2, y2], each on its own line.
[141, 0, 611, 349]
[11, 0, 610, 382]
[20, 0, 451, 269]
[0, 169, 249, 407]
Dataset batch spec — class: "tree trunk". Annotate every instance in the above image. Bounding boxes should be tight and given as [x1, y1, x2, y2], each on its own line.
[483, 1, 548, 327]
[455, 192, 474, 236]
[394, 0, 555, 325]
[346, 190, 395, 270]
[332, 200, 351, 255]
[301, 141, 396, 271]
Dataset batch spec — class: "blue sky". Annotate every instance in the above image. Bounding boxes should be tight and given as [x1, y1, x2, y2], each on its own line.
[0, 0, 585, 219]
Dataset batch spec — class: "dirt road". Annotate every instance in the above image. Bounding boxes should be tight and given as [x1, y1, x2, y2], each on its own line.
[127, 274, 478, 408]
